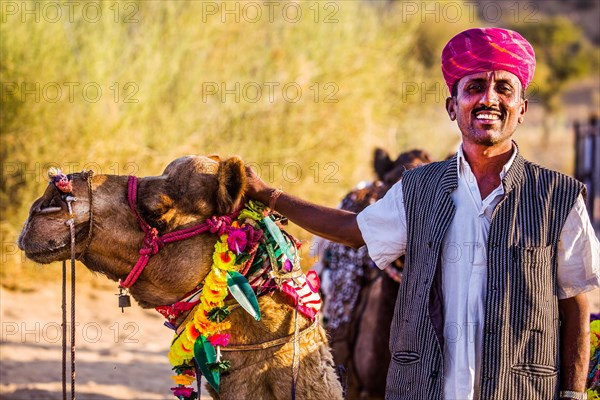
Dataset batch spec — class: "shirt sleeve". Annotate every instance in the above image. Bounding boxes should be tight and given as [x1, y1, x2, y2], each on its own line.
[556, 194, 600, 299]
[356, 181, 407, 269]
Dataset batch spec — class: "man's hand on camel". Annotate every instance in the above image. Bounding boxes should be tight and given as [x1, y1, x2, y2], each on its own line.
[244, 165, 273, 204]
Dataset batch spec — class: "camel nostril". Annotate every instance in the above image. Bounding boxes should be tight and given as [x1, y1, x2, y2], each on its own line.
[38, 206, 63, 214]
[37, 198, 63, 214]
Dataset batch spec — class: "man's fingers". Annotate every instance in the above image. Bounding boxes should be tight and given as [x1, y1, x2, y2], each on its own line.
[245, 165, 260, 183]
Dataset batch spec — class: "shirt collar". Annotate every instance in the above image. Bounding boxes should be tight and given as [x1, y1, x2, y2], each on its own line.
[456, 142, 518, 180]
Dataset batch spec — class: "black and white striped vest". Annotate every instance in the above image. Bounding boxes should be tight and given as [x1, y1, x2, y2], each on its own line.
[385, 151, 584, 399]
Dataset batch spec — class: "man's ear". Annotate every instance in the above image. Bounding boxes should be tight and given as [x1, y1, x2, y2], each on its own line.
[374, 148, 393, 181]
[446, 96, 456, 121]
[216, 156, 246, 215]
[518, 98, 528, 123]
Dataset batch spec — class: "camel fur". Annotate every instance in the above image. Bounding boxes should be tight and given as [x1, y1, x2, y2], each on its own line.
[19, 155, 343, 400]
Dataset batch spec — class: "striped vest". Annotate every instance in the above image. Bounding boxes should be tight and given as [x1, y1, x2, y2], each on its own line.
[385, 152, 584, 399]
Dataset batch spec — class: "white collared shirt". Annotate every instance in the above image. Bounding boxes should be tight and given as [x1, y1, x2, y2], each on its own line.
[356, 144, 600, 400]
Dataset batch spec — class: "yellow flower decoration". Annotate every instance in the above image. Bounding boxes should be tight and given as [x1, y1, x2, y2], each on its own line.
[216, 320, 231, 332]
[214, 241, 229, 253]
[185, 322, 200, 342]
[205, 270, 227, 288]
[197, 299, 213, 313]
[171, 374, 195, 386]
[213, 250, 237, 270]
[171, 343, 189, 360]
[591, 320, 600, 335]
[210, 266, 228, 282]
[168, 350, 180, 366]
[591, 320, 600, 355]
[204, 287, 227, 304]
[193, 308, 211, 325]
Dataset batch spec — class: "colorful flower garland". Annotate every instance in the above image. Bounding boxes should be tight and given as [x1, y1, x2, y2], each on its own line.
[589, 314, 600, 400]
[167, 201, 269, 400]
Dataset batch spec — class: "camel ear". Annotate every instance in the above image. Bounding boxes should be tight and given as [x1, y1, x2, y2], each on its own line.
[216, 156, 246, 215]
[374, 148, 393, 181]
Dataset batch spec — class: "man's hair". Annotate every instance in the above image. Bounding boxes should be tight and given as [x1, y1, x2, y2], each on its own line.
[451, 82, 526, 100]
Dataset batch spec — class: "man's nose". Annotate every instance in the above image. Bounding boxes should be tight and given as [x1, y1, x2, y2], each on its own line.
[480, 85, 499, 107]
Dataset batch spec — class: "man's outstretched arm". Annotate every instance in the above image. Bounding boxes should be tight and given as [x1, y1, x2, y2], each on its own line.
[245, 167, 365, 249]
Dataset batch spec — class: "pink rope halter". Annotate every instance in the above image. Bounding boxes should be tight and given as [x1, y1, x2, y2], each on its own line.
[119, 176, 238, 289]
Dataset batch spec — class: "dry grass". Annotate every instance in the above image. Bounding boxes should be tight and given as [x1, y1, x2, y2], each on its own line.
[1, 1, 597, 289]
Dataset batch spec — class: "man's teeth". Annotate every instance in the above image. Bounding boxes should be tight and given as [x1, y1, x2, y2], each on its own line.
[476, 114, 500, 120]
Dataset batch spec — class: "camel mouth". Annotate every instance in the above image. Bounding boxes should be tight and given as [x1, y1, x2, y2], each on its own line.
[18, 231, 70, 264]
[23, 251, 52, 264]
[22, 247, 69, 264]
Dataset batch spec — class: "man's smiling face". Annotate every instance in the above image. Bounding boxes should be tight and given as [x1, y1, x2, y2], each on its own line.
[446, 70, 528, 148]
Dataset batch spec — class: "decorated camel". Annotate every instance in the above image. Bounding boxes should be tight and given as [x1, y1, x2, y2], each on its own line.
[315, 148, 431, 400]
[18, 155, 343, 400]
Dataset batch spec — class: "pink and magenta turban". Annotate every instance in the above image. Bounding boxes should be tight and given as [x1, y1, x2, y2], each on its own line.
[441, 27, 536, 93]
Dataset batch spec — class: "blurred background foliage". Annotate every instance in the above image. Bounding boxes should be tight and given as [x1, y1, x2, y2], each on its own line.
[510, 17, 597, 141]
[1, 0, 598, 289]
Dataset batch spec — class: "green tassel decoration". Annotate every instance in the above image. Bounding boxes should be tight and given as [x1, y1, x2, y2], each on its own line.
[193, 336, 220, 393]
[262, 217, 295, 262]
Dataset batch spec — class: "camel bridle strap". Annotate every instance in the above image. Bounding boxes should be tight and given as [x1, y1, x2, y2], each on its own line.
[62, 198, 77, 400]
[221, 317, 318, 352]
[78, 170, 95, 259]
[121, 175, 239, 289]
[56, 170, 94, 400]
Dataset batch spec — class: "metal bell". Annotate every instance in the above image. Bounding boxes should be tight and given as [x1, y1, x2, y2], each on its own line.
[119, 294, 131, 310]
[117, 287, 131, 312]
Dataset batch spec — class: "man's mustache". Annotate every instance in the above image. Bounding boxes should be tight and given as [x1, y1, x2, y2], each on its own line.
[472, 106, 504, 118]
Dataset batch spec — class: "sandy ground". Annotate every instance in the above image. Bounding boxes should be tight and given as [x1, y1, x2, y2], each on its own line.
[1, 281, 599, 400]
[0, 283, 212, 400]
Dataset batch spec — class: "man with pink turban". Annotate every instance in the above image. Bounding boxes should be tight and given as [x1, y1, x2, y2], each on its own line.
[246, 27, 598, 400]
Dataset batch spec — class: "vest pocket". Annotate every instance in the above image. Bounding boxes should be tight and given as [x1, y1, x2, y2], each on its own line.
[510, 363, 558, 378]
[511, 245, 554, 297]
[511, 245, 553, 265]
[392, 351, 420, 365]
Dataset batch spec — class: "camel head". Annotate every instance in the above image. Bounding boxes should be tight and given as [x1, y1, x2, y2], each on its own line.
[18, 155, 247, 306]
[18, 170, 95, 264]
[374, 148, 432, 187]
